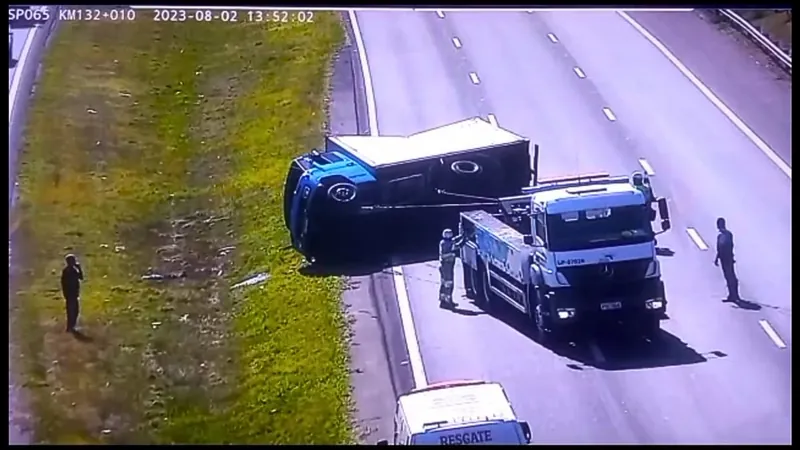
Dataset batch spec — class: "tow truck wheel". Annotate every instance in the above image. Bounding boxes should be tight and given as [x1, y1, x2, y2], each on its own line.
[532, 304, 550, 343]
[640, 316, 661, 340]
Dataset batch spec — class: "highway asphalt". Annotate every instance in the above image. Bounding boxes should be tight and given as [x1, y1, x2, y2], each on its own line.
[354, 10, 791, 444]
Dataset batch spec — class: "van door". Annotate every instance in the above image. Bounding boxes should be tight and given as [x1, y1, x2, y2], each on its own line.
[289, 174, 313, 251]
[283, 159, 305, 229]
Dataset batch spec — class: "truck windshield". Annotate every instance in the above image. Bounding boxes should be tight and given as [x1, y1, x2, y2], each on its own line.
[546, 205, 654, 252]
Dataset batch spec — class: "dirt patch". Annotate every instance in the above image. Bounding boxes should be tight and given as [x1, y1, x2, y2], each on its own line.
[11, 14, 351, 444]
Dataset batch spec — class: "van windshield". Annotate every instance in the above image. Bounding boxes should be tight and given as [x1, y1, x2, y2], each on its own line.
[414, 422, 524, 445]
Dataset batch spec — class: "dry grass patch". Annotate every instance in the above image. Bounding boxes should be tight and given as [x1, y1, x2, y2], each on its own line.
[11, 13, 351, 444]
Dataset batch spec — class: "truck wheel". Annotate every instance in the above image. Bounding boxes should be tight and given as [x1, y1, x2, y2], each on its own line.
[641, 316, 661, 340]
[528, 290, 553, 343]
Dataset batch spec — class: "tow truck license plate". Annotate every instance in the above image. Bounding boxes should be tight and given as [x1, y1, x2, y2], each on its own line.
[600, 302, 622, 311]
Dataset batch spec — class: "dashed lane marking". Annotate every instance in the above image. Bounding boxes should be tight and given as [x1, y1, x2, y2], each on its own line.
[469, 72, 480, 84]
[547, 33, 559, 43]
[573, 67, 586, 78]
[452, 37, 462, 49]
[759, 320, 787, 349]
[686, 227, 709, 251]
[602, 107, 617, 121]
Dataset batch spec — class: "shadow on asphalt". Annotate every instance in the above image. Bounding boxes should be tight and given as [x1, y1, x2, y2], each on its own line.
[299, 234, 440, 278]
[727, 298, 762, 311]
[483, 299, 722, 371]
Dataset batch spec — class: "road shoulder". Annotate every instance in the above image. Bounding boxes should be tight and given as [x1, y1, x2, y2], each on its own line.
[630, 10, 792, 165]
[334, 13, 413, 444]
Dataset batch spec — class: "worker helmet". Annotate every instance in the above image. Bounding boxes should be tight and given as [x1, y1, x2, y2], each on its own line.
[442, 228, 454, 239]
[631, 171, 645, 186]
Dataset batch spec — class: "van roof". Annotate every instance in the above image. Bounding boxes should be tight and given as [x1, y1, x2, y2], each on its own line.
[399, 381, 518, 434]
[331, 118, 527, 169]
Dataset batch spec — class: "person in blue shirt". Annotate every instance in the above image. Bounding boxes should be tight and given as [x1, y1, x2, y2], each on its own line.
[714, 217, 740, 302]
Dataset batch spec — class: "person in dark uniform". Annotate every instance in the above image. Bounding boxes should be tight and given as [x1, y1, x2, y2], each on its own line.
[439, 228, 463, 308]
[714, 217, 740, 302]
[61, 254, 84, 332]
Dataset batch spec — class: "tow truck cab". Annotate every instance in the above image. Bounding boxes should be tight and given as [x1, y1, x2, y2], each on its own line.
[378, 380, 532, 446]
[460, 173, 672, 334]
[282, 118, 533, 260]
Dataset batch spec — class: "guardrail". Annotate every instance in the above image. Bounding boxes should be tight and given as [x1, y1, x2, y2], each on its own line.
[716, 9, 792, 73]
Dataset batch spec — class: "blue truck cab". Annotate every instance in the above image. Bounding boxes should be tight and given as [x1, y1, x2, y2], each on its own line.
[282, 118, 533, 262]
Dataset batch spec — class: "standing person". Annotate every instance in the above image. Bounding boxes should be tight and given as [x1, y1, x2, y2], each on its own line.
[439, 228, 463, 308]
[61, 254, 84, 332]
[714, 217, 740, 302]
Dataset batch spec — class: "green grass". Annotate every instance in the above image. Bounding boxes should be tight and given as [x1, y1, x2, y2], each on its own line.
[11, 12, 351, 444]
[732, 10, 792, 51]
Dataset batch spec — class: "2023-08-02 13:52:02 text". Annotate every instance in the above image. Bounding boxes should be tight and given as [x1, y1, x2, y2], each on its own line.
[30, 7, 316, 23]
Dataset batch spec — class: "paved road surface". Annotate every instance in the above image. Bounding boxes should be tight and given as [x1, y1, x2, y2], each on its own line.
[354, 10, 791, 444]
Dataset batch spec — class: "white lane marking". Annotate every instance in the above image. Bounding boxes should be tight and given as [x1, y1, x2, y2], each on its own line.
[759, 320, 787, 349]
[487, 114, 498, 127]
[573, 67, 586, 78]
[452, 37, 462, 49]
[602, 107, 617, 121]
[547, 33, 559, 43]
[9, 27, 39, 123]
[469, 72, 481, 84]
[436, 10, 445, 19]
[348, 10, 428, 388]
[638, 158, 656, 176]
[588, 341, 606, 364]
[686, 227, 709, 251]
[617, 11, 792, 180]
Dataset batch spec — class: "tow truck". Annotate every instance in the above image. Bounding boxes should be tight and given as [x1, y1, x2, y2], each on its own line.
[459, 171, 671, 339]
[377, 380, 532, 445]
[282, 118, 534, 262]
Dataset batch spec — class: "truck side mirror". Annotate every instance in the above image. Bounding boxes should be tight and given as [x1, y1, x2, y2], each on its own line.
[657, 197, 669, 221]
[376, 439, 389, 446]
[520, 421, 532, 443]
[661, 219, 671, 232]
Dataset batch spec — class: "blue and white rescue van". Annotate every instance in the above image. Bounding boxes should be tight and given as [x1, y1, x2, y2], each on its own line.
[378, 380, 531, 446]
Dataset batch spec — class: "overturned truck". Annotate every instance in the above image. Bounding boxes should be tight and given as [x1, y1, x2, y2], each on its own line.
[282, 118, 536, 263]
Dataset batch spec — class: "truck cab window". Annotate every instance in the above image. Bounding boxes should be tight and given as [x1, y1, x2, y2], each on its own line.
[534, 212, 547, 243]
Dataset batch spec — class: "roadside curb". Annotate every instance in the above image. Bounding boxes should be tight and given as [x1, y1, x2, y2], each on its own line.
[714, 9, 792, 74]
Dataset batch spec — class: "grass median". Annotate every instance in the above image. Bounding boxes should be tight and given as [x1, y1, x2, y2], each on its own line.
[10, 13, 351, 444]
